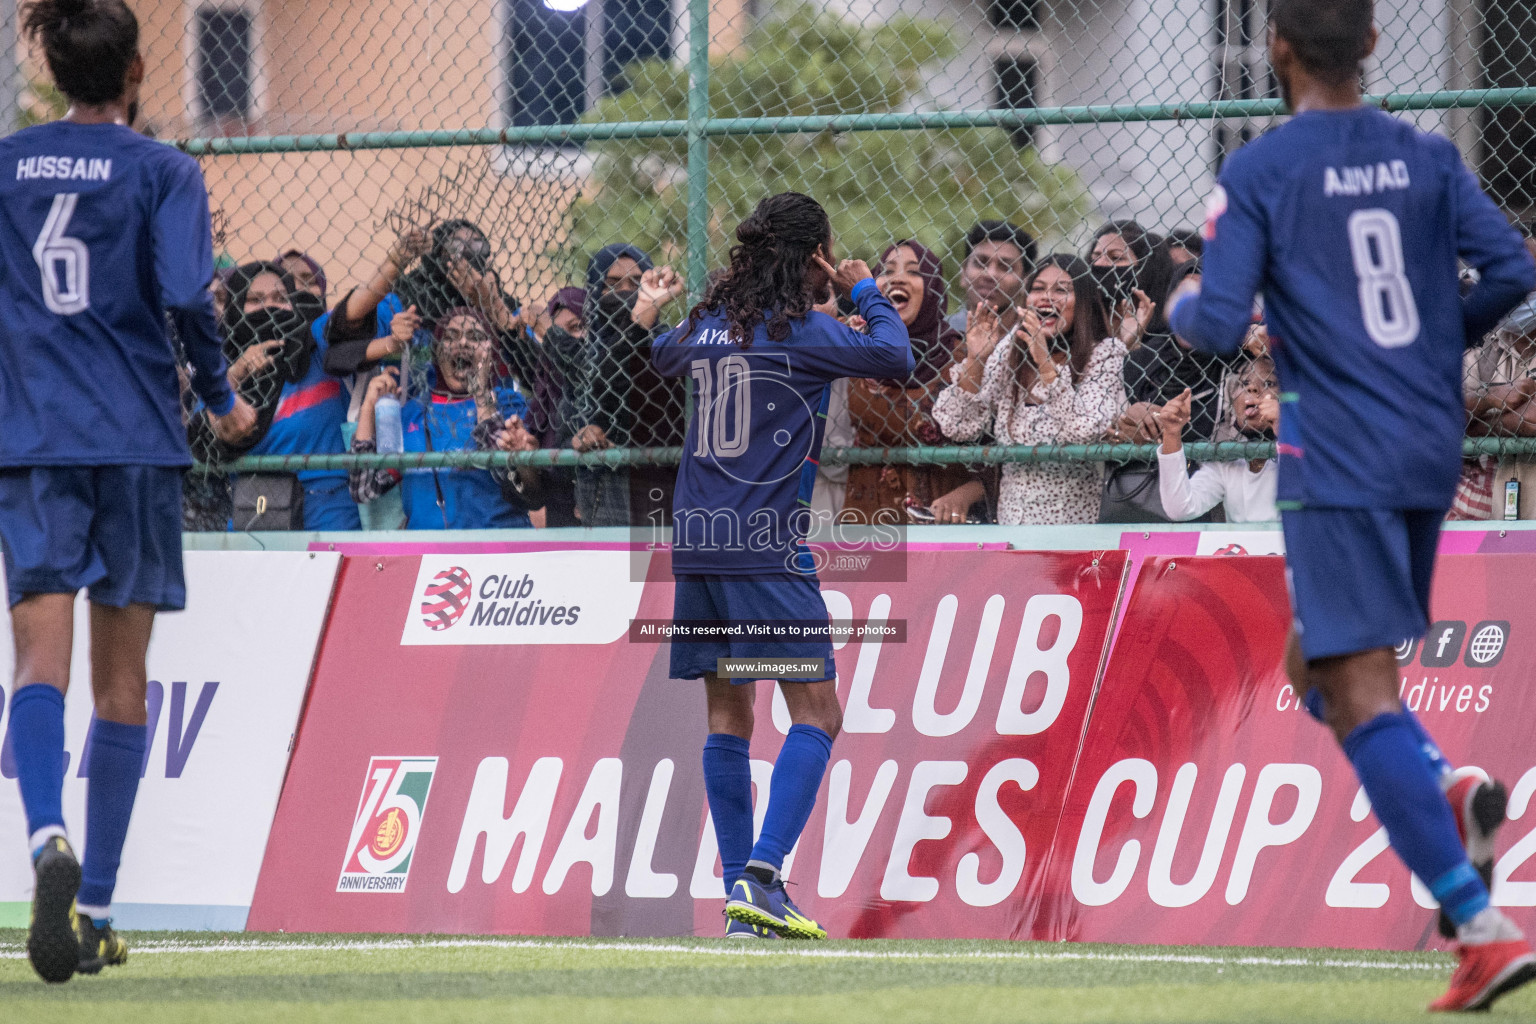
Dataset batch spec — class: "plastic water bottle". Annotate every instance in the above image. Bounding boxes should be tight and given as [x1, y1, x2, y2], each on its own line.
[375, 393, 404, 453]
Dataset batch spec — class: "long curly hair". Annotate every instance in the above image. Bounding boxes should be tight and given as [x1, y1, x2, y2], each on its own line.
[685, 192, 832, 348]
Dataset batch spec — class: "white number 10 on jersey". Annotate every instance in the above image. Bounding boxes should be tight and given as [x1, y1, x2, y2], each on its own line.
[690, 355, 753, 458]
[1347, 208, 1420, 348]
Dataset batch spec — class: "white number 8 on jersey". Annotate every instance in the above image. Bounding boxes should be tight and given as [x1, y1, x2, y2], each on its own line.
[1347, 208, 1420, 348]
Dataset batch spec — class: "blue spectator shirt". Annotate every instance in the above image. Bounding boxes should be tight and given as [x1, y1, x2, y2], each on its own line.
[652, 280, 913, 574]
[1169, 106, 1535, 510]
[398, 386, 532, 530]
[0, 121, 234, 466]
[245, 320, 351, 483]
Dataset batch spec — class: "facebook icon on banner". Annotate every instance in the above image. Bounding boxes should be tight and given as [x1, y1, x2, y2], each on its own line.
[1420, 621, 1468, 668]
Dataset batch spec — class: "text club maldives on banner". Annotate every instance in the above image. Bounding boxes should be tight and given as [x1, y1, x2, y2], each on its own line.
[1042, 554, 1536, 950]
[248, 550, 1127, 937]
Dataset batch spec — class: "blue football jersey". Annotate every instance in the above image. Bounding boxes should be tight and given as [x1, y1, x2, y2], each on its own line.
[1170, 107, 1535, 509]
[398, 387, 531, 530]
[653, 281, 914, 574]
[0, 121, 233, 468]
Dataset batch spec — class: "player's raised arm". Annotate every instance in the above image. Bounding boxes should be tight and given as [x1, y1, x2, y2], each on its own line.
[153, 159, 236, 419]
[1167, 172, 1267, 357]
[814, 253, 915, 379]
[1449, 155, 1536, 342]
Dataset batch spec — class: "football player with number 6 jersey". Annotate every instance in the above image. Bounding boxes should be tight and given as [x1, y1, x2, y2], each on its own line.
[1169, 0, 1536, 1011]
[0, 0, 256, 985]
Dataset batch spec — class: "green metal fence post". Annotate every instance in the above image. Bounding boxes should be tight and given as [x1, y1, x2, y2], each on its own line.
[685, 0, 711, 298]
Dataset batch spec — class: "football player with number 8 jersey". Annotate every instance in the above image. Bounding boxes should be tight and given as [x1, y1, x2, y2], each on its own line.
[1168, 0, 1536, 1012]
[0, 0, 256, 985]
[652, 192, 912, 939]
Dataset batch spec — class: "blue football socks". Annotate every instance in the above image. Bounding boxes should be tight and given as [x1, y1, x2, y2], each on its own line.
[7, 684, 68, 853]
[1343, 712, 1488, 926]
[1401, 708, 1453, 781]
[748, 724, 833, 875]
[76, 718, 147, 913]
[702, 733, 753, 896]
[1303, 689, 1454, 782]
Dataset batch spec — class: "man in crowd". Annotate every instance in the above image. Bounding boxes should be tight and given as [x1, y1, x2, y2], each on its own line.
[946, 221, 1036, 336]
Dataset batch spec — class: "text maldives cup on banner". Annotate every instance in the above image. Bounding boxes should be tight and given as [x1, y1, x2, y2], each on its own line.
[400, 551, 647, 646]
[248, 551, 1130, 939]
[1044, 554, 1536, 950]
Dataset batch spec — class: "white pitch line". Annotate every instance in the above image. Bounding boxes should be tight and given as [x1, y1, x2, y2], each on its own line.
[0, 936, 1449, 972]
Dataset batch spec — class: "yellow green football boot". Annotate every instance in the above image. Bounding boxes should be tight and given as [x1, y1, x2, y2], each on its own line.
[725, 873, 826, 940]
[75, 913, 129, 974]
[27, 836, 81, 984]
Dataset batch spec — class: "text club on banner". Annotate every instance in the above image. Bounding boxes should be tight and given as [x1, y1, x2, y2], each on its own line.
[247, 550, 1128, 937]
[1042, 555, 1536, 950]
[0, 551, 341, 930]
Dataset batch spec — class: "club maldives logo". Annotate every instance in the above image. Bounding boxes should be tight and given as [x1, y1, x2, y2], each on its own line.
[400, 552, 648, 646]
[337, 756, 438, 893]
[421, 566, 474, 631]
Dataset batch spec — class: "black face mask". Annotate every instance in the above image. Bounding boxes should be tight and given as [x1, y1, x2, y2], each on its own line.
[543, 324, 582, 352]
[291, 290, 326, 324]
[596, 288, 638, 321]
[1091, 263, 1138, 307]
[229, 306, 313, 384]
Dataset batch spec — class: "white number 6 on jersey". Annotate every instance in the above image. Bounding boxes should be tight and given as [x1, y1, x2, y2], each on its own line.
[1347, 209, 1419, 348]
[33, 192, 90, 315]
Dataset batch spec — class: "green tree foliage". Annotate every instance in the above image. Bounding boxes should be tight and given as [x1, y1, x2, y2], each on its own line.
[566, 3, 1092, 286]
[17, 78, 68, 130]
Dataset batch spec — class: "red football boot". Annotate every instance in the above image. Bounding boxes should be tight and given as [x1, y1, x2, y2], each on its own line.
[1430, 935, 1536, 1012]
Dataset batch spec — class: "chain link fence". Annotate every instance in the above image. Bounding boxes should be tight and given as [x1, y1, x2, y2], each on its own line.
[12, 0, 1535, 528]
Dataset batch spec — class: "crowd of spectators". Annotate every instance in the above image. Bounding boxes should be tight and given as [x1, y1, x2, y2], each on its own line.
[180, 214, 1536, 531]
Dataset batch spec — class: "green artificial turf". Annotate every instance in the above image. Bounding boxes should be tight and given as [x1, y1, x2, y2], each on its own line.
[1, 930, 1530, 1023]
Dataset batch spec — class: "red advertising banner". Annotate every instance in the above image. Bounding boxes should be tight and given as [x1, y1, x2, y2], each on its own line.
[248, 549, 1128, 938]
[1043, 554, 1536, 950]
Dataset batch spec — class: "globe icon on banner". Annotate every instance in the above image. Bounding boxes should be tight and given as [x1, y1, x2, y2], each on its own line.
[421, 566, 474, 631]
[1467, 623, 1506, 665]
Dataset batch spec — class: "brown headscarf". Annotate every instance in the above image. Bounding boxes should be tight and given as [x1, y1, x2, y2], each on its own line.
[844, 240, 976, 519]
[877, 239, 962, 387]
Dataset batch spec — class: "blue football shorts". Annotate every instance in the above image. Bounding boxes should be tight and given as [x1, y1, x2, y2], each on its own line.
[669, 573, 836, 682]
[1281, 506, 1442, 662]
[0, 465, 186, 610]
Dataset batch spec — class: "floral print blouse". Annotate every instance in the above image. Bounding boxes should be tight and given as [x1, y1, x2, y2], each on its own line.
[933, 337, 1128, 525]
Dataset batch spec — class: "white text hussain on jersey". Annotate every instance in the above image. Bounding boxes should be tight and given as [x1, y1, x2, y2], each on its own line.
[15, 156, 112, 181]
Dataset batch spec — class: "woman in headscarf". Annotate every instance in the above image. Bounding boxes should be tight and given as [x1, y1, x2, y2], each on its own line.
[277, 249, 327, 307]
[844, 239, 982, 520]
[571, 243, 687, 526]
[521, 286, 587, 527]
[224, 250, 361, 530]
[183, 261, 320, 528]
[187, 262, 315, 462]
[1086, 220, 1159, 352]
[347, 307, 544, 529]
[323, 220, 534, 383]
